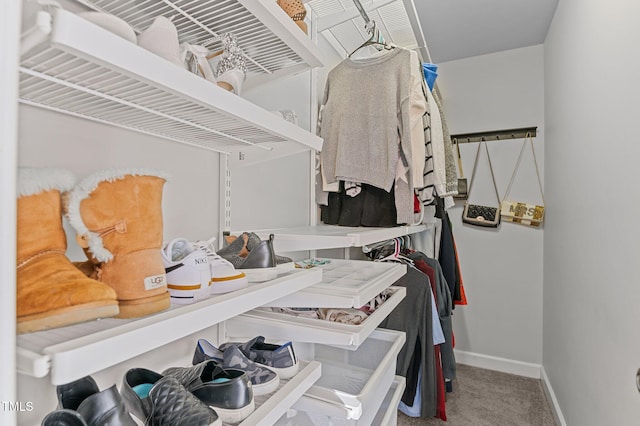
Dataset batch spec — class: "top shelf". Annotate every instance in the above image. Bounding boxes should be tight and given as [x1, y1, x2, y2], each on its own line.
[75, 0, 325, 84]
[19, 7, 323, 154]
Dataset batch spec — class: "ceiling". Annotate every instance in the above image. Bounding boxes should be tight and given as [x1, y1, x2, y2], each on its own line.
[413, 0, 559, 63]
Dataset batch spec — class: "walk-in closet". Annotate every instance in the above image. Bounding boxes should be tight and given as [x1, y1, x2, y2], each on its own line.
[2, 0, 639, 425]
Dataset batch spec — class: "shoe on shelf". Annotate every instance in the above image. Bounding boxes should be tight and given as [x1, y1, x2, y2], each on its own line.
[163, 361, 254, 423]
[182, 43, 218, 83]
[224, 232, 295, 274]
[138, 16, 185, 69]
[218, 233, 278, 282]
[42, 409, 87, 426]
[193, 338, 279, 396]
[192, 237, 249, 294]
[77, 12, 137, 44]
[220, 336, 299, 379]
[162, 238, 212, 304]
[121, 368, 220, 426]
[214, 33, 247, 95]
[55, 376, 136, 425]
[245, 232, 295, 273]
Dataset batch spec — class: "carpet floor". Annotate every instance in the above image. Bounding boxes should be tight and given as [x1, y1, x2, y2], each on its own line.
[397, 364, 557, 426]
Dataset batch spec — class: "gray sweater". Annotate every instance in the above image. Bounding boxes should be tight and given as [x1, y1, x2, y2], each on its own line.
[320, 48, 413, 192]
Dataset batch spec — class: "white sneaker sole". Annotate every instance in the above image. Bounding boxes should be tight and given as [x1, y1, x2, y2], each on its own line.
[168, 284, 210, 304]
[276, 261, 296, 274]
[252, 375, 280, 396]
[240, 266, 278, 282]
[210, 275, 249, 294]
[211, 399, 255, 423]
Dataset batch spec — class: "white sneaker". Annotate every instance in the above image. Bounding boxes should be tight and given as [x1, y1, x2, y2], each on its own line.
[162, 238, 212, 304]
[193, 237, 249, 294]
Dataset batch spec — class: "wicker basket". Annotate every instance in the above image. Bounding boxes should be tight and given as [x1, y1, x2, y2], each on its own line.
[277, 0, 308, 34]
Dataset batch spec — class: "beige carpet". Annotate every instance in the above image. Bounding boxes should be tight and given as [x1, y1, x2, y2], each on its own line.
[397, 364, 557, 426]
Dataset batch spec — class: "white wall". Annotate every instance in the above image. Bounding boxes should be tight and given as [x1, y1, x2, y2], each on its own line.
[18, 106, 221, 256]
[436, 45, 545, 368]
[543, 1, 640, 424]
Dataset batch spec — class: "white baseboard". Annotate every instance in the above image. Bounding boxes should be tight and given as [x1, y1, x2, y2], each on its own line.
[541, 367, 567, 426]
[453, 349, 541, 378]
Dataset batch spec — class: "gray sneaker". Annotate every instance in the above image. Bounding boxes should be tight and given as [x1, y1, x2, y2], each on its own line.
[220, 336, 299, 379]
[218, 233, 277, 282]
[246, 233, 295, 273]
[193, 338, 280, 396]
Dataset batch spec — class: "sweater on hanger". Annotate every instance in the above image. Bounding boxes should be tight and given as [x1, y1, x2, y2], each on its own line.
[320, 48, 413, 192]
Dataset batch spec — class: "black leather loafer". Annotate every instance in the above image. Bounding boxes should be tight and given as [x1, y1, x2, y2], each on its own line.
[121, 367, 221, 426]
[56, 376, 136, 426]
[163, 360, 254, 423]
[42, 409, 87, 426]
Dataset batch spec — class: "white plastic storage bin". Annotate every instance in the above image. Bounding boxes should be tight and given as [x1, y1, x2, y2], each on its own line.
[371, 376, 406, 426]
[287, 329, 405, 424]
[276, 376, 406, 426]
[226, 259, 407, 348]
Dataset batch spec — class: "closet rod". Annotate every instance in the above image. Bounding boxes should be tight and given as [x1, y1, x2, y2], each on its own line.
[352, 0, 372, 25]
[451, 126, 537, 143]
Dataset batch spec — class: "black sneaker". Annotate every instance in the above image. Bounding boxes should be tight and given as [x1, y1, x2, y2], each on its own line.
[193, 338, 280, 396]
[220, 336, 299, 379]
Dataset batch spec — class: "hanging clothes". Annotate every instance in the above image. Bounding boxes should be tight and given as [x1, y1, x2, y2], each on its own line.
[318, 47, 434, 226]
[379, 265, 438, 418]
[409, 252, 456, 382]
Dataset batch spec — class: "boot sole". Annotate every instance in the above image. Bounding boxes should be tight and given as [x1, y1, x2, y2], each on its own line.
[17, 301, 119, 334]
[116, 291, 171, 318]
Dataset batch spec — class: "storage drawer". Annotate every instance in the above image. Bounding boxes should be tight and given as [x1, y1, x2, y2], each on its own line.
[225, 286, 405, 347]
[275, 376, 406, 426]
[276, 329, 405, 423]
[263, 259, 406, 309]
[372, 376, 406, 426]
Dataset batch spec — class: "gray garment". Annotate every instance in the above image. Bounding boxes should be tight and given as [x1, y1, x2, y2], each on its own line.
[415, 253, 456, 381]
[434, 93, 458, 195]
[320, 48, 413, 192]
[380, 266, 437, 418]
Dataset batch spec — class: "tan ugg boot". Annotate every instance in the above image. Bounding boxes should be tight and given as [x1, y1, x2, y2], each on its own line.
[65, 169, 170, 318]
[17, 168, 119, 334]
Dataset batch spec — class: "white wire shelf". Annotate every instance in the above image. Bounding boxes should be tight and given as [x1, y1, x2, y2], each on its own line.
[250, 223, 432, 252]
[16, 267, 322, 385]
[19, 8, 323, 154]
[74, 0, 324, 82]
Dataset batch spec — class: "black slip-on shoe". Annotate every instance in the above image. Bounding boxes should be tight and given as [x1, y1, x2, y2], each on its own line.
[42, 409, 87, 426]
[121, 368, 220, 426]
[163, 360, 254, 423]
[56, 376, 136, 426]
